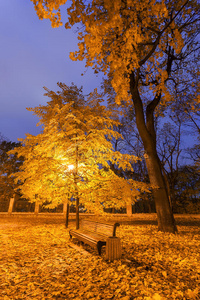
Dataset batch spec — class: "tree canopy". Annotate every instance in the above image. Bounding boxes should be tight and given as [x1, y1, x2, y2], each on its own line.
[31, 0, 199, 102]
[10, 83, 147, 213]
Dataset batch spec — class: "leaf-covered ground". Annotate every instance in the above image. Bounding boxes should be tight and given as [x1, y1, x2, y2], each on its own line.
[0, 215, 199, 299]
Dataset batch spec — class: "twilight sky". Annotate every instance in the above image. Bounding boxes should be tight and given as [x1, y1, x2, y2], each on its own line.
[0, 1, 101, 142]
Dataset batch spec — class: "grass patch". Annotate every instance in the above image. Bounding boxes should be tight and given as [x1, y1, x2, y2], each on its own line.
[0, 215, 199, 299]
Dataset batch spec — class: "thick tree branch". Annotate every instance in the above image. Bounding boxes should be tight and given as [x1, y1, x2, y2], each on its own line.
[146, 92, 161, 142]
[129, 71, 150, 148]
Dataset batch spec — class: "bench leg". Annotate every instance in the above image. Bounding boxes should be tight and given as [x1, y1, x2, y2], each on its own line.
[97, 244, 102, 255]
[97, 242, 106, 255]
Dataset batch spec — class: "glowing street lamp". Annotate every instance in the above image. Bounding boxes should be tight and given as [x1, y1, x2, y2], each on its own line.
[67, 164, 74, 172]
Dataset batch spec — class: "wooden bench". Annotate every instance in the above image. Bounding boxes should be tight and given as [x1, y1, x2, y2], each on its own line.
[69, 219, 120, 255]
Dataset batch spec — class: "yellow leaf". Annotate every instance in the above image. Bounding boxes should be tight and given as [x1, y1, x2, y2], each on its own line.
[161, 271, 167, 278]
[152, 293, 162, 300]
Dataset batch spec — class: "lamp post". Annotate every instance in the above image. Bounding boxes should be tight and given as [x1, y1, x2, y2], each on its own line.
[67, 164, 80, 229]
[65, 201, 70, 228]
[74, 172, 80, 230]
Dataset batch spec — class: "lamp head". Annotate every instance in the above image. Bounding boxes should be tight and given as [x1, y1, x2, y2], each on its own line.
[68, 164, 74, 171]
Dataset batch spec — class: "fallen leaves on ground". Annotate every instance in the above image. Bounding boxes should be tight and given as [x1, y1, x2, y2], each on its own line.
[0, 216, 199, 299]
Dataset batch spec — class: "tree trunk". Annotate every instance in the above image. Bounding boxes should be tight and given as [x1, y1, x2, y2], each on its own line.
[130, 72, 177, 233]
[65, 203, 70, 228]
[8, 197, 15, 214]
[34, 201, 40, 215]
[145, 152, 177, 233]
[76, 196, 79, 230]
[126, 203, 132, 216]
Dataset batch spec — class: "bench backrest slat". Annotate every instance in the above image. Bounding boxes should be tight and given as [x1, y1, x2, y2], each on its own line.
[80, 220, 97, 232]
[80, 219, 119, 237]
[96, 223, 114, 236]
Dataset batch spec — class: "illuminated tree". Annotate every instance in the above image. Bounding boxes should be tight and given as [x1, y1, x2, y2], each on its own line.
[30, 0, 200, 232]
[10, 83, 146, 227]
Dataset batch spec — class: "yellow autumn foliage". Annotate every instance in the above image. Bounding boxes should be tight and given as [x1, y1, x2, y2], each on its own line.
[9, 83, 148, 212]
[0, 214, 199, 299]
[30, 0, 199, 108]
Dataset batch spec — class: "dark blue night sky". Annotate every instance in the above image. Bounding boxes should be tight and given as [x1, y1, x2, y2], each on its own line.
[0, 1, 101, 142]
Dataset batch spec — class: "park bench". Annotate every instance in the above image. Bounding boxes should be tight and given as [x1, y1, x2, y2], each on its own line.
[69, 219, 120, 255]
